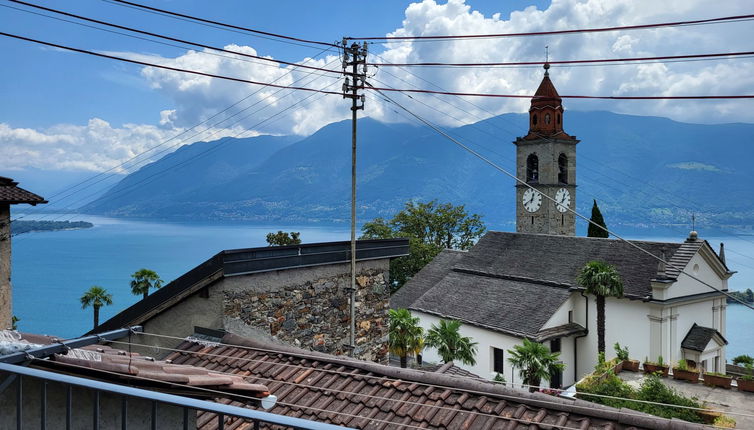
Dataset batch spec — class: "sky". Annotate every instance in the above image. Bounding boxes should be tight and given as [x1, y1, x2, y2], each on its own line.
[1, 0, 753, 173]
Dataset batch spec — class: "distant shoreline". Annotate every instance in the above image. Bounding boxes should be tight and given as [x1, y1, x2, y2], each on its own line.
[10, 220, 94, 235]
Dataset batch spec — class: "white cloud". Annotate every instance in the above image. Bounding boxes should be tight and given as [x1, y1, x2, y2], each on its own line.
[6, 0, 754, 172]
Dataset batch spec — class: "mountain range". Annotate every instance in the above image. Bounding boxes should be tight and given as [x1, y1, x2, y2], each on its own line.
[82, 111, 754, 232]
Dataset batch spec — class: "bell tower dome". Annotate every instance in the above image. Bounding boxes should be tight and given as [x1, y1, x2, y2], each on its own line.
[514, 64, 579, 235]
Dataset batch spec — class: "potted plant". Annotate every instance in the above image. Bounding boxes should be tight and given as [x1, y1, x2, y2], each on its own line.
[643, 355, 669, 377]
[703, 371, 732, 389]
[737, 363, 754, 393]
[614, 342, 639, 372]
[672, 359, 700, 383]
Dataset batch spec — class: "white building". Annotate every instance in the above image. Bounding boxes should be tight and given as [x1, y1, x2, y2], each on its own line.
[391, 64, 732, 388]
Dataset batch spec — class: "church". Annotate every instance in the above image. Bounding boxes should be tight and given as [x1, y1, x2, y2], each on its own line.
[391, 64, 733, 388]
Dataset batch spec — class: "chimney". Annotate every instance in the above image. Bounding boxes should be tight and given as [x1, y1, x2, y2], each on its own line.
[719, 243, 726, 265]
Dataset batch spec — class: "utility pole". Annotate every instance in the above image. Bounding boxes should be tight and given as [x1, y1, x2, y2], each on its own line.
[342, 40, 367, 356]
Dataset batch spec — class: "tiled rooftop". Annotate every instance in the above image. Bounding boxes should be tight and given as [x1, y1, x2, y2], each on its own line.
[0, 176, 46, 205]
[164, 333, 702, 430]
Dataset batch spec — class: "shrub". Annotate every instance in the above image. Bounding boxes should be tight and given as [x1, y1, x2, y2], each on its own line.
[741, 363, 754, 381]
[614, 342, 629, 361]
[714, 415, 736, 428]
[676, 359, 689, 371]
[493, 373, 506, 384]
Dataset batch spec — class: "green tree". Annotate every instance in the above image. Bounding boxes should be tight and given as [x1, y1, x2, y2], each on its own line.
[424, 319, 478, 366]
[130, 268, 163, 300]
[266, 231, 302, 246]
[388, 309, 424, 368]
[577, 261, 624, 354]
[587, 199, 609, 238]
[80, 286, 113, 329]
[361, 200, 486, 290]
[507, 338, 565, 392]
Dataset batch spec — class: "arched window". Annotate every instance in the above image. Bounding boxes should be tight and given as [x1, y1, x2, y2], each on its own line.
[558, 153, 568, 184]
[526, 154, 539, 183]
[557, 113, 561, 125]
[545, 113, 551, 124]
[532, 114, 538, 126]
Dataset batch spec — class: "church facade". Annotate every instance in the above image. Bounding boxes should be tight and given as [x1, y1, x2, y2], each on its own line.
[392, 65, 733, 388]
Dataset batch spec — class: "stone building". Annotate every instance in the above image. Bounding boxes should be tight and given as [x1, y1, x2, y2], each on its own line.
[96, 239, 408, 363]
[0, 176, 46, 329]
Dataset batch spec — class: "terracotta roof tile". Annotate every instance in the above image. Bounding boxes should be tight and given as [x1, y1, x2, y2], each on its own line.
[160, 333, 706, 430]
[0, 177, 46, 205]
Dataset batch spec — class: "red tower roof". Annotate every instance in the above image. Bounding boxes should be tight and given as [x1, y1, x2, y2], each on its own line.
[523, 63, 574, 141]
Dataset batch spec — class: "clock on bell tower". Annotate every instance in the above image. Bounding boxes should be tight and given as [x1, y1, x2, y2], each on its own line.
[514, 63, 578, 236]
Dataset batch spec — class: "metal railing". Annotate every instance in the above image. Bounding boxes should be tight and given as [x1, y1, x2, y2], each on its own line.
[0, 362, 353, 430]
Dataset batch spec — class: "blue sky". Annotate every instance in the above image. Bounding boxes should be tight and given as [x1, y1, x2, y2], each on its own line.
[1, 0, 752, 173]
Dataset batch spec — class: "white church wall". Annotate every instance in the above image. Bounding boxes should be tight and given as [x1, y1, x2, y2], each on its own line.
[670, 297, 721, 366]
[666, 252, 725, 300]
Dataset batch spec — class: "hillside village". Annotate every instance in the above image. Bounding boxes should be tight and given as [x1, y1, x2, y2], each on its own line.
[2, 1, 754, 429]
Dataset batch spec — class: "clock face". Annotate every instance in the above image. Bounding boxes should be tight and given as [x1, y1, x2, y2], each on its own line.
[522, 188, 542, 213]
[555, 188, 571, 213]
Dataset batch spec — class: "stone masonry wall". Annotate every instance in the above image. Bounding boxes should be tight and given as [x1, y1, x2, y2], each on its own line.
[0, 205, 12, 330]
[222, 260, 390, 363]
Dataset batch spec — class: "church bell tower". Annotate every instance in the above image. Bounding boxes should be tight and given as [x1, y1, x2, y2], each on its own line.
[514, 63, 578, 235]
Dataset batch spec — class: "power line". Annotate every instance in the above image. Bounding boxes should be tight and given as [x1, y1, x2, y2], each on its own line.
[107, 0, 339, 49]
[368, 82, 754, 310]
[366, 84, 754, 100]
[8, 0, 344, 76]
[346, 13, 754, 41]
[0, 32, 344, 96]
[368, 50, 754, 68]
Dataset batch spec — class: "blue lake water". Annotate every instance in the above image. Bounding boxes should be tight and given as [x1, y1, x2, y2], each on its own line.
[10, 215, 754, 359]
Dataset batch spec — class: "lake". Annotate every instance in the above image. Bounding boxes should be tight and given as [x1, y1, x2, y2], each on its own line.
[10, 215, 754, 359]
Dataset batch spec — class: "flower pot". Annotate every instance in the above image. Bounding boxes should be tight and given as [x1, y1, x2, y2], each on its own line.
[697, 409, 722, 424]
[643, 363, 669, 377]
[703, 373, 732, 389]
[737, 378, 754, 393]
[622, 360, 640, 372]
[672, 368, 700, 383]
[613, 361, 623, 374]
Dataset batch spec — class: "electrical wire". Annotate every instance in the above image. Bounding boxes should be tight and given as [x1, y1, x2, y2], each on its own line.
[346, 13, 754, 41]
[368, 82, 754, 310]
[7, 0, 345, 76]
[0, 32, 344, 96]
[369, 51, 754, 68]
[113, 333, 754, 420]
[107, 0, 339, 49]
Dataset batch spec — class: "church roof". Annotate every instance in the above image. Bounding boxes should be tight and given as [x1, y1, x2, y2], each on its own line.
[681, 323, 728, 352]
[531, 67, 562, 107]
[0, 176, 47, 205]
[396, 232, 719, 338]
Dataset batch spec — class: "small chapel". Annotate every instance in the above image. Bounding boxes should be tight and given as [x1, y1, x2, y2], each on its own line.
[392, 64, 733, 387]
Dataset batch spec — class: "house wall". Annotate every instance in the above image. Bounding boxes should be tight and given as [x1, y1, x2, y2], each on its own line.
[0, 204, 12, 330]
[0, 374, 195, 429]
[133, 259, 391, 364]
[414, 311, 577, 388]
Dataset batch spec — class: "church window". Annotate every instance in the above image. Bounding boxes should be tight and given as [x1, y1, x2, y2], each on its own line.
[492, 347, 505, 373]
[545, 113, 551, 124]
[557, 113, 561, 125]
[526, 154, 539, 183]
[558, 153, 568, 184]
[532, 114, 538, 125]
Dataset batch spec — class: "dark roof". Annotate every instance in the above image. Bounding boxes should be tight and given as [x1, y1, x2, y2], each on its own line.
[0, 176, 46, 205]
[536, 323, 588, 343]
[93, 239, 408, 334]
[681, 324, 728, 352]
[411, 270, 572, 338]
[162, 333, 697, 430]
[390, 249, 465, 309]
[421, 361, 481, 379]
[399, 231, 714, 338]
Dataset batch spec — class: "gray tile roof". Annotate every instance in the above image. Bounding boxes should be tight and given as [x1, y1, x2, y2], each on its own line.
[398, 231, 716, 339]
[681, 323, 728, 352]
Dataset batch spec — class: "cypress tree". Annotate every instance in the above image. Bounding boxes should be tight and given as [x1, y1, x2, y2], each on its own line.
[588, 199, 609, 238]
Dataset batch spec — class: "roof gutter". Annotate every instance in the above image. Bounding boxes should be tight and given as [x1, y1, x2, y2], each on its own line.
[574, 292, 589, 384]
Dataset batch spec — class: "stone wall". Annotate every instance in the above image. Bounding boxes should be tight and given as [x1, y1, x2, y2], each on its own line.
[222, 260, 390, 363]
[0, 204, 11, 330]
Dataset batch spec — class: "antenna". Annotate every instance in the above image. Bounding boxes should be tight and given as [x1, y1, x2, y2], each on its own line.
[692, 213, 696, 231]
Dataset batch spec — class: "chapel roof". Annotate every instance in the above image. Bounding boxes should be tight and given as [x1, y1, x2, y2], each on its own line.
[681, 323, 728, 352]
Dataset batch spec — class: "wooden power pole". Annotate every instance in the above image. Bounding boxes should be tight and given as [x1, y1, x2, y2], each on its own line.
[342, 40, 367, 356]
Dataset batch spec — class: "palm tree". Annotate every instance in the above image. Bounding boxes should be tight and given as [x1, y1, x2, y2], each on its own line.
[507, 338, 565, 392]
[388, 308, 424, 368]
[424, 319, 477, 366]
[130, 268, 163, 300]
[577, 260, 624, 355]
[80, 286, 113, 329]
